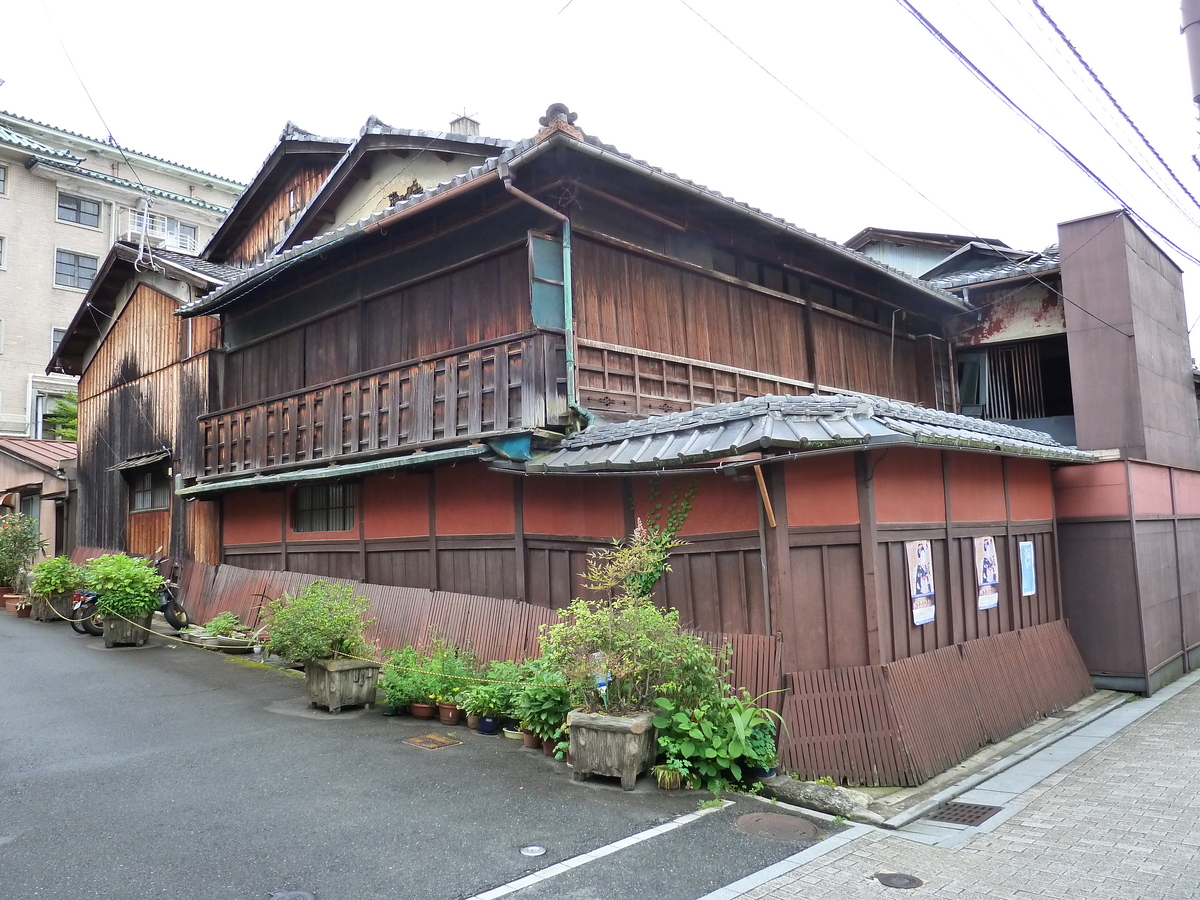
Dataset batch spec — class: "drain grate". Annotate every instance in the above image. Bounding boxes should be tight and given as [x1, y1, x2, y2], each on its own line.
[874, 873, 924, 889]
[403, 733, 463, 750]
[735, 812, 819, 841]
[927, 801, 1003, 827]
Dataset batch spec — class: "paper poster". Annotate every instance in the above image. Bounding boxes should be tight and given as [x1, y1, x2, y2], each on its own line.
[906, 540, 935, 626]
[1019, 541, 1036, 596]
[974, 535, 1000, 611]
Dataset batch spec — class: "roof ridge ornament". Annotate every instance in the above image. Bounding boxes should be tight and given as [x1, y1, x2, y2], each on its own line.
[536, 103, 584, 143]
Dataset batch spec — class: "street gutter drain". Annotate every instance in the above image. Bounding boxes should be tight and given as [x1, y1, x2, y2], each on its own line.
[927, 801, 1003, 827]
[874, 873, 923, 889]
[734, 812, 819, 841]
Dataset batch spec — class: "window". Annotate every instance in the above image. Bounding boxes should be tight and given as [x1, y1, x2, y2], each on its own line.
[57, 193, 101, 228]
[51, 328, 66, 356]
[130, 469, 171, 511]
[125, 209, 199, 251]
[0, 164, 7, 195]
[55, 250, 98, 290]
[292, 483, 356, 533]
[0, 235, 5, 268]
[20, 494, 40, 526]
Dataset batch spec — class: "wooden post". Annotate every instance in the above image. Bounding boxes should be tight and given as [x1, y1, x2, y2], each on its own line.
[856, 451, 883, 666]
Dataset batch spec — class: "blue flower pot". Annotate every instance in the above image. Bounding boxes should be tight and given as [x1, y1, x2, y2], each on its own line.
[477, 715, 500, 735]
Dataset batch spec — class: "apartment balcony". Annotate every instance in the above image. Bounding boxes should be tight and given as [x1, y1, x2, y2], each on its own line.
[198, 332, 568, 479]
[118, 208, 199, 254]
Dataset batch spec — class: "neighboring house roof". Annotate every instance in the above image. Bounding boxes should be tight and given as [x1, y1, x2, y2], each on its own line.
[844, 227, 1008, 254]
[0, 438, 77, 474]
[29, 157, 232, 213]
[0, 123, 80, 161]
[278, 115, 514, 249]
[524, 393, 1093, 473]
[179, 116, 969, 318]
[0, 110, 245, 187]
[202, 121, 352, 263]
[927, 246, 1061, 290]
[49, 242, 237, 377]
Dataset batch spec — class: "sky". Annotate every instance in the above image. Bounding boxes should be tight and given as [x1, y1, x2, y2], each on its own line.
[7, 0, 1200, 348]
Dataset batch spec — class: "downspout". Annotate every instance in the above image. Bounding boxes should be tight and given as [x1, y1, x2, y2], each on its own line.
[498, 161, 593, 427]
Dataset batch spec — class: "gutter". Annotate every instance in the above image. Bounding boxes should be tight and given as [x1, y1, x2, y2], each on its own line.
[498, 160, 593, 428]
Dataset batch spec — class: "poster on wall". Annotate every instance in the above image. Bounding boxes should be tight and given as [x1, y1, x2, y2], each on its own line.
[974, 536, 1000, 610]
[1019, 540, 1036, 596]
[905, 539, 936, 626]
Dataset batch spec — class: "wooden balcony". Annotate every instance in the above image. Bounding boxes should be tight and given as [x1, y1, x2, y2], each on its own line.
[200, 332, 567, 477]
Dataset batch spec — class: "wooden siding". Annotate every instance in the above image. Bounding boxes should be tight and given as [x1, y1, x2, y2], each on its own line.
[778, 621, 1093, 786]
[226, 164, 333, 269]
[76, 285, 218, 561]
[202, 332, 566, 476]
[127, 510, 170, 557]
[572, 235, 932, 415]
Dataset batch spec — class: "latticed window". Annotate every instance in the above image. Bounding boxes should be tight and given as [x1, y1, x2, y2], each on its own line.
[130, 470, 171, 511]
[292, 483, 355, 532]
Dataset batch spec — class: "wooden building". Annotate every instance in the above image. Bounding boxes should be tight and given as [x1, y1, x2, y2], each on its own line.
[52, 105, 1097, 784]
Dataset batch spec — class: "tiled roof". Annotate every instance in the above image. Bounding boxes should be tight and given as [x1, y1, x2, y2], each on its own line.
[524, 394, 1093, 473]
[927, 247, 1061, 290]
[0, 438, 77, 473]
[358, 114, 514, 151]
[0, 124, 79, 160]
[179, 126, 967, 317]
[32, 158, 232, 213]
[0, 110, 244, 186]
[140, 246, 241, 283]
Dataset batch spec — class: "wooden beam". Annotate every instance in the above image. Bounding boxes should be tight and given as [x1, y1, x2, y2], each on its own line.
[754, 465, 776, 528]
[856, 451, 883, 666]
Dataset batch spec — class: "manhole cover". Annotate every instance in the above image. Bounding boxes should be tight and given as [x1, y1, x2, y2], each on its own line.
[403, 733, 463, 750]
[269, 892, 315, 900]
[734, 812, 819, 841]
[874, 873, 923, 889]
[927, 801, 1002, 827]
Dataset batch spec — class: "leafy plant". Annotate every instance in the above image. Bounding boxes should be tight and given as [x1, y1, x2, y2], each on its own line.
[815, 775, 836, 788]
[458, 681, 504, 718]
[425, 638, 477, 703]
[513, 661, 572, 740]
[43, 393, 78, 441]
[0, 513, 48, 589]
[263, 581, 374, 663]
[85, 553, 164, 618]
[203, 612, 244, 637]
[381, 645, 427, 708]
[30, 555, 84, 598]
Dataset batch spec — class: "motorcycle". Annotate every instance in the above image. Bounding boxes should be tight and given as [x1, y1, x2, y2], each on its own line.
[154, 556, 189, 630]
[70, 588, 104, 636]
[69, 554, 189, 636]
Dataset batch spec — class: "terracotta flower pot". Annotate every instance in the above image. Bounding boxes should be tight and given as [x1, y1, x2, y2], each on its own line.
[410, 702, 437, 719]
[437, 701, 462, 726]
[467, 714, 481, 729]
[542, 737, 555, 757]
[16, 607, 31, 618]
[522, 729, 541, 749]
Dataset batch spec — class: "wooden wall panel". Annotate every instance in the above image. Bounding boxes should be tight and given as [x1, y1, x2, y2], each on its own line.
[127, 510, 170, 557]
[225, 164, 334, 268]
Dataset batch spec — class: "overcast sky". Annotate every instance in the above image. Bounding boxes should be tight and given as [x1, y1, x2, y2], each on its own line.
[8, 1, 1200, 348]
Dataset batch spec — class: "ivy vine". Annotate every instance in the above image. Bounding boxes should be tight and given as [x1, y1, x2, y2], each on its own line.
[645, 475, 699, 539]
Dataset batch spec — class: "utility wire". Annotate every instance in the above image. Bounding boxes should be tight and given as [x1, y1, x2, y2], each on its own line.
[893, 0, 1200, 272]
[678, 0, 1134, 338]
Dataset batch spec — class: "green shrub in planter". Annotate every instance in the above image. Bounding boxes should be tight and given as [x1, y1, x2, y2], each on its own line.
[264, 581, 374, 663]
[85, 554, 164, 618]
[381, 645, 428, 708]
[513, 661, 572, 740]
[30, 555, 84, 598]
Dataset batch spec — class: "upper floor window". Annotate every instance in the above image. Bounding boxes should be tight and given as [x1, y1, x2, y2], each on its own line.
[0, 164, 7, 195]
[130, 469, 171, 511]
[292, 483, 355, 533]
[51, 327, 67, 356]
[57, 193, 101, 228]
[122, 208, 199, 252]
[0, 235, 6, 269]
[54, 250, 98, 290]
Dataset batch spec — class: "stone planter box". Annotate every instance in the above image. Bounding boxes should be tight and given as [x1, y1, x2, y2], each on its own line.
[305, 658, 382, 714]
[177, 632, 258, 653]
[31, 593, 73, 622]
[103, 612, 155, 648]
[567, 709, 657, 791]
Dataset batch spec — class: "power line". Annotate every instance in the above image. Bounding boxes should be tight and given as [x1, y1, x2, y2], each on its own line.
[893, 0, 1200, 271]
[677, 0, 1135, 338]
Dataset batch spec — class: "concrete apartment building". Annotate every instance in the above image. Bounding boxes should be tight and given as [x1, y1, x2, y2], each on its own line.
[0, 111, 243, 437]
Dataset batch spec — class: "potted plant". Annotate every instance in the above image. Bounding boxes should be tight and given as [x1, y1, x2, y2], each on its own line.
[0, 513, 48, 596]
[181, 611, 262, 652]
[426, 638, 475, 725]
[264, 581, 379, 714]
[380, 645, 424, 715]
[459, 681, 504, 734]
[29, 555, 84, 622]
[85, 554, 164, 648]
[540, 522, 723, 790]
[13, 596, 32, 618]
[513, 662, 572, 753]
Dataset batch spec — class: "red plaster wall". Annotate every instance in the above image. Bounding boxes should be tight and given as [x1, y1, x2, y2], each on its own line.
[363, 472, 430, 539]
[630, 472, 759, 536]
[948, 454, 1007, 523]
[1007, 458, 1054, 521]
[434, 465, 515, 535]
[1129, 463, 1173, 516]
[1052, 461, 1129, 519]
[873, 448, 946, 524]
[783, 455, 859, 527]
[522, 477, 625, 538]
[1173, 469, 1200, 515]
[222, 490, 282, 544]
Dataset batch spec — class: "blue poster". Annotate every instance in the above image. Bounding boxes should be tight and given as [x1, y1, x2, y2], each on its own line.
[1019, 541, 1036, 597]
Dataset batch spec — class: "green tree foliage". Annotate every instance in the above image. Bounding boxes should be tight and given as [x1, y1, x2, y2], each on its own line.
[44, 393, 78, 441]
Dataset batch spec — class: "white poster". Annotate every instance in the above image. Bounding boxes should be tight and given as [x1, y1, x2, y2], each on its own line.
[906, 540, 935, 626]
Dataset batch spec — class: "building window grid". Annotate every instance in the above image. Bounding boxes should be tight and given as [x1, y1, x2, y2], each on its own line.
[0, 164, 7, 195]
[0, 235, 5, 268]
[57, 193, 101, 228]
[55, 250, 98, 290]
[293, 483, 356, 533]
[130, 470, 171, 512]
[51, 327, 67, 356]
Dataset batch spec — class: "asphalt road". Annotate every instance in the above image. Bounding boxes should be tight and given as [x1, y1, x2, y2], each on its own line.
[0, 612, 830, 900]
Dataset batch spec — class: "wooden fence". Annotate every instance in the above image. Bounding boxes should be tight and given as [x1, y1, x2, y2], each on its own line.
[778, 620, 1094, 786]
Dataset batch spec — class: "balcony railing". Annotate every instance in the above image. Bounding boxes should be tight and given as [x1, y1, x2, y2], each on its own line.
[199, 332, 567, 478]
[118, 208, 199, 253]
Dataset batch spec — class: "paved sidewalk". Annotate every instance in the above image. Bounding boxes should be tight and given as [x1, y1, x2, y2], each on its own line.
[707, 672, 1200, 899]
